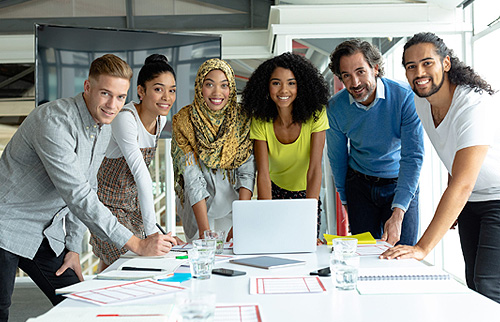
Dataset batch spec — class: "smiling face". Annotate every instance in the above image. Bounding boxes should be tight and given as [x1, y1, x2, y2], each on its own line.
[339, 51, 378, 106]
[403, 42, 450, 98]
[138, 71, 176, 117]
[83, 74, 130, 124]
[268, 67, 297, 111]
[202, 69, 230, 111]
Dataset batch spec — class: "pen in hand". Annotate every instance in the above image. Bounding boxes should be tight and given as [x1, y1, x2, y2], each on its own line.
[156, 223, 167, 235]
[156, 223, 183, 247]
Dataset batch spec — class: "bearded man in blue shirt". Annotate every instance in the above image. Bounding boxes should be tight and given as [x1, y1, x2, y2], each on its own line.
[326, 39, 424, 246]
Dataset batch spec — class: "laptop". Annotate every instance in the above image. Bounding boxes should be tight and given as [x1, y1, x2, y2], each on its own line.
[232, 199, 317, 254]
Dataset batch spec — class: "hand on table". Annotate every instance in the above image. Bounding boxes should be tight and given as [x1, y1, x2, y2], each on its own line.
[379, 244, 427, 261]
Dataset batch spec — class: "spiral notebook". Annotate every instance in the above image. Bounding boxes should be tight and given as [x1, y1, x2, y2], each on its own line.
[358, 267, 450, 281]
[356, 267, 470, 295]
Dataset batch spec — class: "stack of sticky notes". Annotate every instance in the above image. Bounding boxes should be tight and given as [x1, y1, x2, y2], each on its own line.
[323, 232, 377, 245]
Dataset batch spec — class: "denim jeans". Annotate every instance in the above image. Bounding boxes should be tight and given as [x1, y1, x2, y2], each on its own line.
[0, 239, 80, 322]
[458, 199, 500, 304]
[345, 168, 419, 246]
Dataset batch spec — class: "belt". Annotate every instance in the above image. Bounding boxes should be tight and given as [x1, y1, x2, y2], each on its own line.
[350, 168, 397, 185]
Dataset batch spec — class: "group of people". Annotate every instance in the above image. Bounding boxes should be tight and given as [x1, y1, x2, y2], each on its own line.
[0, 31, 499, 321]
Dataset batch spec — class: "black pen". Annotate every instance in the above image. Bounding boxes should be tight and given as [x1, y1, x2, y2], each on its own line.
[121, 266, 164, 272]
[156, 223, 167, 235]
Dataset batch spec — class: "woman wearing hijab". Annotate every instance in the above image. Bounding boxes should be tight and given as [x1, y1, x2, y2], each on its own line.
[171, 58, 256, 242]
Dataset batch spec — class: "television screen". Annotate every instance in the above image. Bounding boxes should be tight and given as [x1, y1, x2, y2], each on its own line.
[35, 24, 221, 138]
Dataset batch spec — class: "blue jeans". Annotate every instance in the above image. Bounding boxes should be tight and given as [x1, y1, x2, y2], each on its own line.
[345, 168, 419, 246]
[458, 200, 500, 304]
[0, 239, 80, 322]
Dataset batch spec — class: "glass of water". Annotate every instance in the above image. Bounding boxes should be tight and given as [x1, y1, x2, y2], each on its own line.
[189, 239, 216, 280]
[330, 252, 360, 290]
[333, 237, 358, 255]
[176, 289, 216, 322]
[203, 230, 226, 255]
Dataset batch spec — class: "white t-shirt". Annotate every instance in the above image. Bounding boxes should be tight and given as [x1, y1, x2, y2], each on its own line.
[415, 85, 500, 201]
[105, 101, 167, 235]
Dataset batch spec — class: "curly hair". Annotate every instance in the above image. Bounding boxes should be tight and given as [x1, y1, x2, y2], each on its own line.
[329, 39, 385, 79]
[241, 52, 329, 124]
[403, 32, 495, 95]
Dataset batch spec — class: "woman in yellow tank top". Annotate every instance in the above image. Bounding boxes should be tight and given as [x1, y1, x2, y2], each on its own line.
[241, 52, 329, 240]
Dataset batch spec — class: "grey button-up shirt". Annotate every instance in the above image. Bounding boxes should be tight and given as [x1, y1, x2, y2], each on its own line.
[0, 93, 132, 259]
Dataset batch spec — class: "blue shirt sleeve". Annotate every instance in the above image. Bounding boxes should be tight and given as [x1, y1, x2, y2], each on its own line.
[392, 90, 425, 211]
[326, 98, 349, 204]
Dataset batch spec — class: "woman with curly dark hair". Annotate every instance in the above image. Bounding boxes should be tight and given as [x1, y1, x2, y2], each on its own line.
[241, 52, 329, 238]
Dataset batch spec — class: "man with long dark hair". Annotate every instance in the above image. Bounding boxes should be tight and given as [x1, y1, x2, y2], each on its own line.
[382, 32, 500, 304]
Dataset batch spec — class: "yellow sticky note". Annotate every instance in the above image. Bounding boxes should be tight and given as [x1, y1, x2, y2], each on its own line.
[323, 232, 377, 245]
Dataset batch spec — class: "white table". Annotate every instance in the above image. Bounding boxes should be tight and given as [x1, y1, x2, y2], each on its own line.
[28, 246, 500, 321]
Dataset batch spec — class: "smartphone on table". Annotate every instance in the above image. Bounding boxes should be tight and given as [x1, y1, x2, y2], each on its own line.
[212, 268, 246, 277]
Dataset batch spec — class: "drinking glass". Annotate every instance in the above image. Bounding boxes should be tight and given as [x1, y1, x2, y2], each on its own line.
[331, 237, 359, 290]
[189, 239, 216, 280]
[333, 237, 358, 255]
[176, 289, 216, 322]
[203, 230, 226, 255]
[330, 252, 360, 290]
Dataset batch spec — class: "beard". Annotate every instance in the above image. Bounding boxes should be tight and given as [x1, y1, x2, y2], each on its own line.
[413, 70, 445, 98]
[349, 83, 376, 104]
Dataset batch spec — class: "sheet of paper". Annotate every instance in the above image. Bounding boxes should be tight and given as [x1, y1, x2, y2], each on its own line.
[357, 278, 470, 295]
[356, 266, 470, 295]
[358, 266, 451, 280]
[249, 277, 326, 295]
[95, 270, 173, 281]
[65, 279, 185, 305]
[121, 250, 179, 259]
[215, 254, 234, 261]
[118, 258, 186, 271]
[27, 304, 173, 322]
[96, 258, 186, 280]
[172, 242, 233, 251]
[171, 243, 193, 251]
[56, 279, 151, 295]
[355, 244, 391, 256]
[214, 304, 262, 322]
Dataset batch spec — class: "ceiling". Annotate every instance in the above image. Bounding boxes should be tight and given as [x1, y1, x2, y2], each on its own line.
[278, 0, 464, 7]
[0, 0, 470, 104]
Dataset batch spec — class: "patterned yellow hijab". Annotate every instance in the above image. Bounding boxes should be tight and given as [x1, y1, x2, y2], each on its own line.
[171, 58, 252, 200]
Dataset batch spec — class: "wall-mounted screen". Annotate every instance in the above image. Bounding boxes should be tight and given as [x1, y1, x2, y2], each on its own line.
[35, 24, 221, 137]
